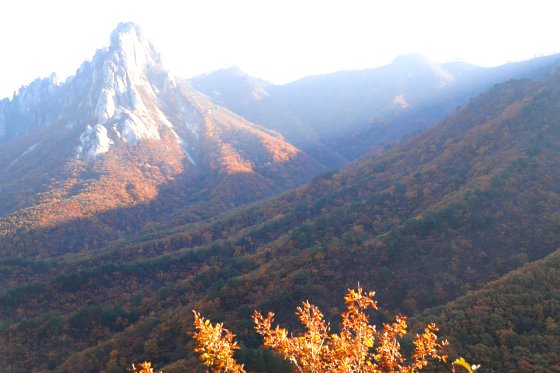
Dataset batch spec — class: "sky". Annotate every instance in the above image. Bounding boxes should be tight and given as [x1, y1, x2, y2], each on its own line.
[0, 0, 559, 99]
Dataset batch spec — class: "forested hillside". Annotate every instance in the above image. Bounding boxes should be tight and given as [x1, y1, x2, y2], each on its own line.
[417, 249, 560, 372]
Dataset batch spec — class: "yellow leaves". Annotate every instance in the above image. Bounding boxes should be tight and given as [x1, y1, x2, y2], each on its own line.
[130, 361, 161, 373]
[193, 286, 448, 372]
[254, 301, 330, 371]
[452, 357, 480, 372]
[192, 310, 246, 373]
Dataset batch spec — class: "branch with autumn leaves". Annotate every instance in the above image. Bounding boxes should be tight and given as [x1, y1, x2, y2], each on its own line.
[133, 286, 479, 372]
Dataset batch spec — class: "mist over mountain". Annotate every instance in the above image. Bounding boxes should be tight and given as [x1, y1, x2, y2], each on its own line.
[192, 53, 560, 165]
[1, 21, 560, 373]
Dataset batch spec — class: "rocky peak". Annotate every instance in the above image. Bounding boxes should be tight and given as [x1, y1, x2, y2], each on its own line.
[72, 23, 183, 162]
[108, 22, 161, 74]
[0, 22, 197, 164]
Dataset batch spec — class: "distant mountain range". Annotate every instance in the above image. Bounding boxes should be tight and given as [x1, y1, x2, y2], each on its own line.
[192, 53, 560, 164]
[1, 22, 560, 372]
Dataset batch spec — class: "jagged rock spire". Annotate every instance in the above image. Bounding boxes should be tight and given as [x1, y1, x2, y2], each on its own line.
[74, 22, 180, 161]
[108, 22, 161, 73]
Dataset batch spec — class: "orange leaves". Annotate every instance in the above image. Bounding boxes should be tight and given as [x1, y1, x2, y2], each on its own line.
[194, 286, 448, 372]
[254, 303, 330, 372]
[131, 361, 161, 373]
[192, 310, 246, 373]
[408, 323, 448, 371]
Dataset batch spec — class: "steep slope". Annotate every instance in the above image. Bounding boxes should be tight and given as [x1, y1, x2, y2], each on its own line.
[0, 23, 323, 258]
[3, 63, 560, 371]
[192, 54, 560, 165]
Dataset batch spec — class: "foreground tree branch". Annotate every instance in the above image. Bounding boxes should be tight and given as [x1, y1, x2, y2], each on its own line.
[193, 286, 448, 372]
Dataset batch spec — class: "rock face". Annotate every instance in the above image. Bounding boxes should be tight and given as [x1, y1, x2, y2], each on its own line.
[79, 23, 170, 159]
[71, 22, 183, 161]
[0, 74, 60, 142]
[0, 23, 200, 163]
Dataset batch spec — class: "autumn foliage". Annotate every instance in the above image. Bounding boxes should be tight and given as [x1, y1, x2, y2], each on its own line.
[192, 286, 447, 372]
[131, 361, 162, 373]
[193, 311, 247, 373]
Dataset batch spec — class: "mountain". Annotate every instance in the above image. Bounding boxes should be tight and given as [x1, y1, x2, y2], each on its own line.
[0, 23, 324, 258]
[192, 53, 560, 165]
[3, 52, 560, 371]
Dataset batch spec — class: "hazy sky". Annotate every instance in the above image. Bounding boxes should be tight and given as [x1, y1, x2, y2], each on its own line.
[1, 0, 558, 99]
